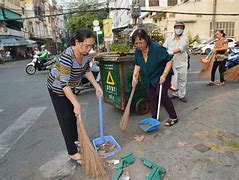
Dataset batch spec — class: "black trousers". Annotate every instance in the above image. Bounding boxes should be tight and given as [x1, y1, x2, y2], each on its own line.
[48, 89, 78, 155]
[147, 75, 177, 119]
[211, 60, 226, 83]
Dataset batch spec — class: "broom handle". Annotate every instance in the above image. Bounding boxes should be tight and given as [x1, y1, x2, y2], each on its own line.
[127, 85, 136, 109]
[99, 96, 104, 140]
[156, 84, 162, 120]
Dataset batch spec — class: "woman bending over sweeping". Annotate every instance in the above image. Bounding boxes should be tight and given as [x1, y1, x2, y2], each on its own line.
[47, 28, 102, 164]
[131, 29, 178, 127]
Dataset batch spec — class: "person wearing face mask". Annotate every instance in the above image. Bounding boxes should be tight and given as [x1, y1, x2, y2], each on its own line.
[163, 21, 189, 103]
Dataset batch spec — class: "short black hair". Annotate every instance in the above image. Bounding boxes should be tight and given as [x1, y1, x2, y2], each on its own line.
[131, 29, 151, 46]
[70, 28, 95, 46]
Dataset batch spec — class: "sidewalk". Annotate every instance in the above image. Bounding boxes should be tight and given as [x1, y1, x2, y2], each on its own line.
[115, 89, 239, 180]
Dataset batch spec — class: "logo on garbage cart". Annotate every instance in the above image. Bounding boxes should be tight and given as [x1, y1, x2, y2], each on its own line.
[106, 71, 115, 85]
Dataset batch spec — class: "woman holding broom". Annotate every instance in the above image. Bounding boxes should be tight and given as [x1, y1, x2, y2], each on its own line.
[47, 28, 102, 164]
[206, 30, 228, 86]
[131, 29, 178, 126]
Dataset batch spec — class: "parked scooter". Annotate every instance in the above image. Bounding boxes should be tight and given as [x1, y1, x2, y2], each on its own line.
[225, 46, 239, 69]
[25, 54, 56, 75]
[75, 60, 100, 95]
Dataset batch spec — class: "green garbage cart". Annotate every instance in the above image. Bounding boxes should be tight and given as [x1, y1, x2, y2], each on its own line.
[96, 53, 149, 115]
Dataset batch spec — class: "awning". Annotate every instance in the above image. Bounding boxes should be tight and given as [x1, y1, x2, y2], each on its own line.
[16, 37, 29, 45]
[112, 25, 128, 33]
[0, 38, 20, 46]
[0, 8, 23, 22]
[0, 37, 37, 47]
[26, 40, 37, 48]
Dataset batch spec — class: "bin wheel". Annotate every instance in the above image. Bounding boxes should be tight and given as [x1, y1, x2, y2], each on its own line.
[135, 98, 149, 115]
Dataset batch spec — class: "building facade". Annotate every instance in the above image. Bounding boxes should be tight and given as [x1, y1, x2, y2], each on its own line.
[151, 0, 239, 41]
[0, 0, 66, 61]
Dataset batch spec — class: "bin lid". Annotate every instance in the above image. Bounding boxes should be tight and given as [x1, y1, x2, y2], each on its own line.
[95, 52, 135, 62]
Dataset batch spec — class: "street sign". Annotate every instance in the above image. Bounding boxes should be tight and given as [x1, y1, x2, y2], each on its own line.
[93, 20, 99, 27]
[93, 26, 100, 32]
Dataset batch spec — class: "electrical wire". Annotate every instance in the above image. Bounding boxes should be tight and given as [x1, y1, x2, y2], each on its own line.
[1, 7, 239, 22]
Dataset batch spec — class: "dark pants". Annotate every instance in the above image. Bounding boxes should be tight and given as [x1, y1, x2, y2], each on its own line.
[48, 89, 78, 155]
[147, 75, 177, 119]
[211, 60, 226, 83]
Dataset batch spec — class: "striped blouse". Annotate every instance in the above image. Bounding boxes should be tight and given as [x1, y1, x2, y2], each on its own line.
[47, 47, 90, 96]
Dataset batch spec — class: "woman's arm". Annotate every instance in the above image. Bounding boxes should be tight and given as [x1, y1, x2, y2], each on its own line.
[214, 39, 228, 53]
[160, 60, 173, 84]
[132, 65, 141, 87]
[85, 71, 102, 97]
[63, 86, 81, 117]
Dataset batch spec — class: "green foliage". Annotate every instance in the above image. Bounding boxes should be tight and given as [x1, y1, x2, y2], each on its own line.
[66, 12, 107, 33]
[65, 1, 107, 34]
[110, 43, 130, 53]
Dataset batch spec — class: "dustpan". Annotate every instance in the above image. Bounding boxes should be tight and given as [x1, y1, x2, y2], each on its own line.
[92, 96, 121, 158]
[139, 84, 162, 132]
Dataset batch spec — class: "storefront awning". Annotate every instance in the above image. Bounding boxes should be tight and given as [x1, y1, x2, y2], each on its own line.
[112, 26, 128, 33]
[0, 8, 23, 22]
[0, 38, 20, 46]
[0, 37, 37, 47]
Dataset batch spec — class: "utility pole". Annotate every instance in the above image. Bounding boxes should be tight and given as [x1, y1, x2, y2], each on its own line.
[211, 0, 217, 37]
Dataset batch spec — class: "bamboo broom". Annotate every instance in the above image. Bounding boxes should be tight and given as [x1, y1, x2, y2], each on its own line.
[198, 52, 216, 80]
[77, 115, 109, 178]
[225, 65, 239, 82]
[120, 85, 136, 131]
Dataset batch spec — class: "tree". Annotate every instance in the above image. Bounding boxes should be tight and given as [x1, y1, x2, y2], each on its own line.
[65, 1, 107, 34]
[66, 11, 107, 33]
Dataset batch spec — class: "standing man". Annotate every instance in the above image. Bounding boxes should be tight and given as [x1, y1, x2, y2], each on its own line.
[163, 21, 189, 102]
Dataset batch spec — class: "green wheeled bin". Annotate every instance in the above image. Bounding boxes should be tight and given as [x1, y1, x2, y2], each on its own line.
[96, 53, 149, 115]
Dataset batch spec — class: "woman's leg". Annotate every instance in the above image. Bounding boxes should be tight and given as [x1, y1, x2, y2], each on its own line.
[210, 61, 219, 82]
[160, 75, 177, 119]
[48, 89, 78, 155]
[218, 60, 226, 83]
[147, 86, 158, 119]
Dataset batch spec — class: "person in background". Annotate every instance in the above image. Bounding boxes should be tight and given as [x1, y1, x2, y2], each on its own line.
[207, 30, 228, 86]
[47, 28, 103, 164]
[34, 47, 40, 55]
[131, 29, 178, 127]
[163, 21, 189, 102]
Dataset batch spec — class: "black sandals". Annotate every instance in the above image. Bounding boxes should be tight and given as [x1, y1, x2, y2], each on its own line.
[164, 118, 178, 126]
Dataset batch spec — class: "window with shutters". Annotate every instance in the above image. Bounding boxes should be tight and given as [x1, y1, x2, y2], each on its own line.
[149, 0, 159, 6]
[168, 0, 177, 6]
[210, 21, 235, 37]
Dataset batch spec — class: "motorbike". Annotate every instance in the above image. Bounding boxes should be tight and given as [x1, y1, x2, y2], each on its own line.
[225, 46, 239, 69]
[75, 60, 100, 95]
[25, 54, 56, 75]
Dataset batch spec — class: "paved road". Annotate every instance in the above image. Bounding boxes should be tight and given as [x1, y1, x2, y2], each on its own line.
[0, 56, 238, 180]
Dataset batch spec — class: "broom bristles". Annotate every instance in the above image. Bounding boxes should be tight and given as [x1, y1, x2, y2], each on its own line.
[225, 65, 239, 82]
[120, 106, 130, 131]
[78, 117, 108, 178]
[199, 53, 216, 80]
[120, 86, 136, 131]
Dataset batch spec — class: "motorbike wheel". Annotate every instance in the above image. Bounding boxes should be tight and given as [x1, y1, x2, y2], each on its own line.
[26, 65, 36, 75]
